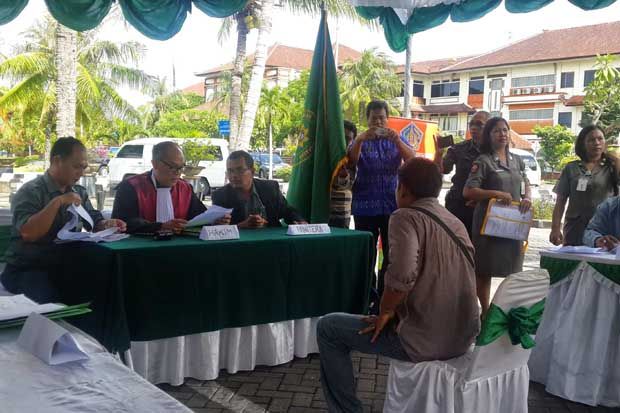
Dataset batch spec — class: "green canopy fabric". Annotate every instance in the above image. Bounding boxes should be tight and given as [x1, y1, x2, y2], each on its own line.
[353, 0, 619, 52]
[0, 0, 248, 40]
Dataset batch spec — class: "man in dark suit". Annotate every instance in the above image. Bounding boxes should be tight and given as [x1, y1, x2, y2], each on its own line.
[212, 151, 306, 228]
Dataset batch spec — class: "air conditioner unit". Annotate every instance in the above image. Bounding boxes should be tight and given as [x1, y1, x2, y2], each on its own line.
[545, 86, 555, 93]
[533, 87, 543, 94]
[513, 88, 522, 95]
[523, 88, 532, 94]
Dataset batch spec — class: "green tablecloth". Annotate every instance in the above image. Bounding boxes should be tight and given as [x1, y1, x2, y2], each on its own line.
[540, 254, 620, 286]
[56, 227, 373, 353]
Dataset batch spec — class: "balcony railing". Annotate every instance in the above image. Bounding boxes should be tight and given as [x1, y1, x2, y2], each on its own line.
[510, 86, 556, 96]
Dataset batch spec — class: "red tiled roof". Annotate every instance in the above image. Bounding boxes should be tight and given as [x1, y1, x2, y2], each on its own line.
[510, 131, 533, 151]
[181, 82, 205, 96]
[564, 95, 585, 106]
[444, 21, 620, 72]
[195, 43, 361, 76]
[396, 56, 476, 74]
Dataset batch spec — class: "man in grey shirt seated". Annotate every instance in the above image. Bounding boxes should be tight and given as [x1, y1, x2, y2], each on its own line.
[317, 157, 480, 413]
[1, 137, 126, 303]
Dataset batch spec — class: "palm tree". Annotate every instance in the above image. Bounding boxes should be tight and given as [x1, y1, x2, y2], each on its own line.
[0, 16, 157, 158]
[339, 48, 401, 126]
[218, 0, 362, 150]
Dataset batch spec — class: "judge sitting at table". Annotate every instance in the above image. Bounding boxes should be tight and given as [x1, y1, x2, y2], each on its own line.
[1, 137, 126, 303]
[582, 196, 620, 249]
[112, 141, 230, 234]
[212, 150, 306, 228]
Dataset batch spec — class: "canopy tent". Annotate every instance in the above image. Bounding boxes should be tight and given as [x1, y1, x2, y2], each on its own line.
[0, 0, 248, 40]
[349, 0, 619, 52]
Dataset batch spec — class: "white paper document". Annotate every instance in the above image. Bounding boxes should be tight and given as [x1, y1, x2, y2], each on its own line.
[548, 245, 606, 254]
[186, 205, 233, 227]
[481, 200, 532, 241]
[17, 312, 89, 365]
[0, 295, 64, 322]
[56, 204, 128, 243]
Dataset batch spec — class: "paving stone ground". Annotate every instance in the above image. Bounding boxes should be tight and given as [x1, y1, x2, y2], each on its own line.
[159, 227, 619, 412]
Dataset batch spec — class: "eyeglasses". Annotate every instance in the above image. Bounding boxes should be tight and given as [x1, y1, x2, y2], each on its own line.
[160, 159, 186, 174]
[226, 167, 251, 176]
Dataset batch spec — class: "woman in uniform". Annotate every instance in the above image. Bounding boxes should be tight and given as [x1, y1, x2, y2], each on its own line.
[550, 125, 619, 246]
[463, 117, 531, 317]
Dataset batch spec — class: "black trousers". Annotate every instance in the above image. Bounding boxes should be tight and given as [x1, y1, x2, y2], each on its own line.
[445, 198, 474, 239]
[354, 215, 391, 297]
[1, 264, 59, 304]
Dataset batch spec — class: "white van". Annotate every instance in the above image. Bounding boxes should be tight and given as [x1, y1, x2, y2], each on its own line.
[107, 137, 229, 195]
[510, 148, 541, 187]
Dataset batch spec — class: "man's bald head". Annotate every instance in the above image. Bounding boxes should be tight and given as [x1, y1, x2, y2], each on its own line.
[471, 111, 490, 123]
[152, 141, 183, 161]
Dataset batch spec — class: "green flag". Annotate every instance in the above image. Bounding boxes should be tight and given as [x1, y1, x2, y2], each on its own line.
[287, 10, 346, 223]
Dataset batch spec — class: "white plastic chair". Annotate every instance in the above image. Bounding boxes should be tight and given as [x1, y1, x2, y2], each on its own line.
[384, 270, 550, 413]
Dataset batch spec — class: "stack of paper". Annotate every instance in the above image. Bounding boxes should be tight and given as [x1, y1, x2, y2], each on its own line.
[0, 295, 91, 329]
[547, 245, 606, 254]
[56, 204, 129, 243]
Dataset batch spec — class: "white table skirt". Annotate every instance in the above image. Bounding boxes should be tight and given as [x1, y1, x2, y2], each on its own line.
[0, 321, 191, 413]
[529, 261, 620, 407]
[127, 317, 320, 385]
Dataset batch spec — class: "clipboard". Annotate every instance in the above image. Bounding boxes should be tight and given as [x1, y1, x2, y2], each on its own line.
[480, 198, 532, 241]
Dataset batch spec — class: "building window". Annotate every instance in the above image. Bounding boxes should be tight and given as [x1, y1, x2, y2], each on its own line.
[413, 80, 424, 98]
[509, 109, 554, 121]
[469, 77, 484, 95]
[511, 74, 555, 88]
[560, 72, 574, 88]
[430, 115, 458, 132]
[584, 70, 596, 87]
[558, 112, 572, 128]
[431, 81, 460, 98]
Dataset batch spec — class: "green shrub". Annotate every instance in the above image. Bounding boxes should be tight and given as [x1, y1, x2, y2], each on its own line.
[531, 199, 554, 220]
[181, 139, 218, 167]
[275, 165, 292, 182]
[13, 155, 39, 168]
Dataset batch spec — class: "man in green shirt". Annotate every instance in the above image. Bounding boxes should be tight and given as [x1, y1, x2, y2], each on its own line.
[1, 137, 126, 303]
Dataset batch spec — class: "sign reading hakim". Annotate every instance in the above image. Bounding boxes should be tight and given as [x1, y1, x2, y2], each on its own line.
[286, 10, 347, 224]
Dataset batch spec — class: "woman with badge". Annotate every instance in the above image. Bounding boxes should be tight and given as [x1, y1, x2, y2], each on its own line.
[463, 117, 531, 317]
[550, 125, 619, 246]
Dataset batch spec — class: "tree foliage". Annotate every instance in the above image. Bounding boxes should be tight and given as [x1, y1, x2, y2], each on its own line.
[339, 48, 401, 128]
[150, 109, 222, 139]
[582, 54, 620, 141]
[533, 125, 575, 172]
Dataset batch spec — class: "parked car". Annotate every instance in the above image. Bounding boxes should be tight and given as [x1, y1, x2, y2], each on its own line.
[509, 148, 541, 187]
[440, 147, 541, 187]
[250, 152, 289, 178]
[107, 137, 229, 195]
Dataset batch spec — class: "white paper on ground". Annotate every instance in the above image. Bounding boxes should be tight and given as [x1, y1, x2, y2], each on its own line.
[17, 312, 89, 365]
[56, 204, 129, 243]
[548, 245, 606, 254]
[287, 224, 331, 236]
[187, 205, 233, 227]
[199, 225, 240, 241]
[0, 295, 64, 321]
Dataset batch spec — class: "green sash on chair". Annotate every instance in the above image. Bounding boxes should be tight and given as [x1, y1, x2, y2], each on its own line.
[476, 299, 546, 349]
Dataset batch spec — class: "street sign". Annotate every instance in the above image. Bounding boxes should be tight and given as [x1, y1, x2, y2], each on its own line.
[218, 120, 230, 136]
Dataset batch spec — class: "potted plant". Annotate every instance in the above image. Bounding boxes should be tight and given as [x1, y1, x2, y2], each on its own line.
[181, 139, 218, 176]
